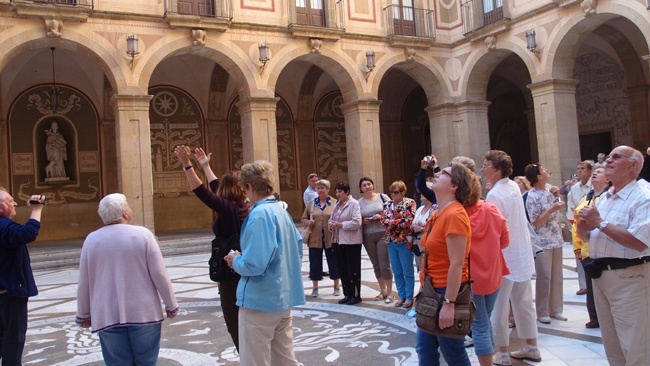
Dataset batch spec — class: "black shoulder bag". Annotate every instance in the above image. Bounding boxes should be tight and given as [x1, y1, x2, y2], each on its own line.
[208, 204, 242, 282]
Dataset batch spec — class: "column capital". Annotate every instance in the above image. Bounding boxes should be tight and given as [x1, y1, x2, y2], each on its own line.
[236, 96, 279, 113]
[110, 94, 153, 110]
[425, 100, 491, 117]
[527, 78, 579, 96]
[340, 99, 382, 115]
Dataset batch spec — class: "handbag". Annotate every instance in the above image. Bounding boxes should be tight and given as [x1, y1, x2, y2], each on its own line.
[208, 204, 242, 282]
[300, 201, 315, 243]
[415, 251, 476, 339]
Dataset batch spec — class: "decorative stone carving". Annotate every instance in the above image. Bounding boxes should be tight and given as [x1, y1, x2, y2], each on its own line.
[405, 48, 416, 61]
[191, 29, 206, 46]
[485, 36, 497, 50]
[580, 0, 596, 16]
[310, 39, 322, 54]
[45, 19, 63, 38]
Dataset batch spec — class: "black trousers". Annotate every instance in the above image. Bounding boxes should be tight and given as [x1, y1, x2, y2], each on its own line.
[0, 293, 28, 366]
[333, 243, 362, 298]
[218, 279, 240, 351]
[581, 260, 598, 323]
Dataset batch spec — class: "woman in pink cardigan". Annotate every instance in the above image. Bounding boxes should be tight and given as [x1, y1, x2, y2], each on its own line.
[76, 193, 179, 366]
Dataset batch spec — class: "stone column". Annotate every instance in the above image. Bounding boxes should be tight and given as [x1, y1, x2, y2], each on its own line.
[110, 94, 155, 230]
[527, 79, 581, 186]
[340, 99, 383, 195]
[425, 101, 491, 167]
[626, 85, 650, 150]
[236, 96, 280, 189]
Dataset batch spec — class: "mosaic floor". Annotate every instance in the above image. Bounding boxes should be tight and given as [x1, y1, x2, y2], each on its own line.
[23, 244, 607, 365]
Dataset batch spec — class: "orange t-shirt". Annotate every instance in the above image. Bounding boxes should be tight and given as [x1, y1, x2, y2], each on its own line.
[419, 201, 471, 288]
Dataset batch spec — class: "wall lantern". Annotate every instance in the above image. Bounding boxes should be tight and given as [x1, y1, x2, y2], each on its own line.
[126, 34, 140, 69]
[259, 42, 270, 71]
[365, 51, 375, 80]
[525, 30, 537, 52]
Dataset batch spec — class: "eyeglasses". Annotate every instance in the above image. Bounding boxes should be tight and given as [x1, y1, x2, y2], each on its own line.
[391, 190, 402, 195]
[607, 153, 631, 160]
[480, 164, 493, 170]
[441, 170, 452, 178]
[532, 164, 540, 175]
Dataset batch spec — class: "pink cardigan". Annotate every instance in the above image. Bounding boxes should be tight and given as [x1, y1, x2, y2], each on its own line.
[465, 201, 511, 295]
[76, 224, 179, 333]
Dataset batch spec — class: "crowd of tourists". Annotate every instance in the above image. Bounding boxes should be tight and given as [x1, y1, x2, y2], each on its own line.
[1, 145, 648, 366]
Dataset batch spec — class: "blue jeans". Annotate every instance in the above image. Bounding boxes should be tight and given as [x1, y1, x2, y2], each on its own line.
[98, 322, 162, 366]
[471, 290, 499, 356]
[415, 288, 470, 366]
[387, 241, 414, 300]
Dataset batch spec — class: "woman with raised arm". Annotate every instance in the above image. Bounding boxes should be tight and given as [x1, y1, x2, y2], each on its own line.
[174, 145, 249, 351]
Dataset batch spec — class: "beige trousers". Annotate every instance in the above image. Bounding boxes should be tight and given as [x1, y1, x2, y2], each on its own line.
[593, 261, 650, 366]
[534, 247, 564, 318]
[238, 307, 299, 366]
[492, 277, 538, 347]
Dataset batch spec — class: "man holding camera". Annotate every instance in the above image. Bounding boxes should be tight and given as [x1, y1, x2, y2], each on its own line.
[0, 188, 46, 365]
[576, 146, 650, 366]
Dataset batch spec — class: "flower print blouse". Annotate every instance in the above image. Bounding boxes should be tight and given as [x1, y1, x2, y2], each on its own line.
[526, 188, 563, 249]
[381, 197, 416, 243]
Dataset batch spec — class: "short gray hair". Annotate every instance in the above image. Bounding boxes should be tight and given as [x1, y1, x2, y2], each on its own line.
[316, 179, 330, 189]
[240, 160, 275, 195]
[451, 156, 476, 172]
[98, 193, 130, 225]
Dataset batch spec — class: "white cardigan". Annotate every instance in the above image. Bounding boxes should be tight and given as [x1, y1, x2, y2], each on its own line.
[329, 197, 363, 244]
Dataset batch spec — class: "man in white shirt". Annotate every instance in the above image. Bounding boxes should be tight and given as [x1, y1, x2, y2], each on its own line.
[303, 173, 318, 208]
[481, 150, 540, 365]
[567, 160, 593, 295]
[576, 146, 650, 366]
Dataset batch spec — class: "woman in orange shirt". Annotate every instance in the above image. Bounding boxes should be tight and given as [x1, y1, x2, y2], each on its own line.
[415, 162, 480, 366]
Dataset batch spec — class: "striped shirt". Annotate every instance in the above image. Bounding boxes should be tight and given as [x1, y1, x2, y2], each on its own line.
[589, 180, 650, 259]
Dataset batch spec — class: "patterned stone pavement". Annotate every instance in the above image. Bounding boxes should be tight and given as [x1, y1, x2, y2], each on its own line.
[22, 244, 608, 365]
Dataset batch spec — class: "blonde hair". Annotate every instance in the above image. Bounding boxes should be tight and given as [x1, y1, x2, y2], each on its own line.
[514, 176, 531, 191]
[240, 160, 275, 195]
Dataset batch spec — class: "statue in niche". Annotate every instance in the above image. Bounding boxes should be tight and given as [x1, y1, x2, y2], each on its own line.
[44, 121, 69, 181]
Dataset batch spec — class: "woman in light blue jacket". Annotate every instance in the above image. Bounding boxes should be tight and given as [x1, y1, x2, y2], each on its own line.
[329, 182, 363, 305]
[225, 160, 304, 366]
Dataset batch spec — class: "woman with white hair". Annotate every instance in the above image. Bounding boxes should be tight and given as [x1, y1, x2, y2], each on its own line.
[76, 193, 179, 366]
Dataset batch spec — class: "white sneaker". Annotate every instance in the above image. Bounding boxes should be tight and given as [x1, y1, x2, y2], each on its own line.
[333, 287, 341, 296]
[510, 347, 541, 362]
[493, 352, 511, 365]
[537, 316, 551, 324]
[310, 288, 318, 297]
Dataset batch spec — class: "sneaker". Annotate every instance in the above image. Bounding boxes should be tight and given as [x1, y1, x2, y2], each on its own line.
[333, 287, 341, 296]
[585, 321, 600, 328]
[493, 352, 511, 365]
[310, 288, 318, 297]
[464, 335, 473, 348]
[550, 313, 567, 321]
[576, 288, 588, 295]
[537, 316, 551, 324]
[510, 347, 541, 362]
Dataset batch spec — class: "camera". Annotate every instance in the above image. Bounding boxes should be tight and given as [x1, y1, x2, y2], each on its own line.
[423, 155, 435, 167]
[29, 198, 48, 205]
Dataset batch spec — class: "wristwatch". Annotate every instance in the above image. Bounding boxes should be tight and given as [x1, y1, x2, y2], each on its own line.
[598, 220, 609, 231]
[443, 298, 455, 304]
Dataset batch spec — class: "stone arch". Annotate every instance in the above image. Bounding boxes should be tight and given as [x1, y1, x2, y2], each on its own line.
[461, 40, 537, 101]
[370, 55, 452, 107]
[546, 1, 650, 81]
[265, 45, 362, 103]
[0, 28, 124, 101]
[135, 36, 256, 99]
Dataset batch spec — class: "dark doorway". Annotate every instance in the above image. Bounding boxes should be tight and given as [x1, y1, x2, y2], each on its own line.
[580, 131, 612, 162]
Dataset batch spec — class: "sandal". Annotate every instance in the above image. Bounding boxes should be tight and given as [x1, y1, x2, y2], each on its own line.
[374, 293, 387, 301]
[395, 299, 405, 307]
[385, 294, 394, 304]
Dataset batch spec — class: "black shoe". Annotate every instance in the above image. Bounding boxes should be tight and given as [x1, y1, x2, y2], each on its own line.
[338, 296, 352, 304]
[347, 297, 362, 305]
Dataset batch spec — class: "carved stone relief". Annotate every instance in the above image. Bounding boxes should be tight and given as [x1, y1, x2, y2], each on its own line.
[574, 53, 632, 147]
[149, 86, 205, 198]
[314, 92, 348, 185]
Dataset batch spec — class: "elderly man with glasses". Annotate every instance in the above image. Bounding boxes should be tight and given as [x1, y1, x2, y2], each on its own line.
[576, 145, 650, 365]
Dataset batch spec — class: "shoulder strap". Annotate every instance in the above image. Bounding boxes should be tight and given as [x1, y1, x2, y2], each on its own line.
[230, 202, 241, 232]
[380, 193, 387, 203]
